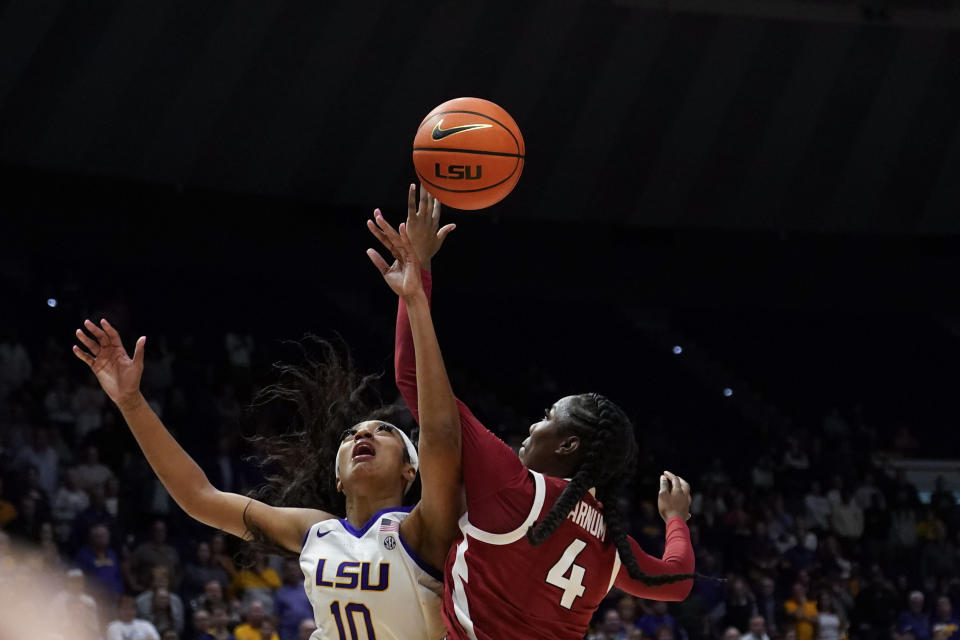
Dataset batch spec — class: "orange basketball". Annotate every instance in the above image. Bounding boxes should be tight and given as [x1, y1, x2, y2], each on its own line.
[412, 97, 525, 210]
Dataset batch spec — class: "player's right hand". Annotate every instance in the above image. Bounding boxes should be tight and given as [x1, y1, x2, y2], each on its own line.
[658, 470, 692, 522]
[402, 183, 455, 268]
[72, 318, 146, 412]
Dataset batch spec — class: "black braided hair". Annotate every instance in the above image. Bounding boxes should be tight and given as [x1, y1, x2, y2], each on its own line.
[240, 336, 418, 553]
[526, 393, 695, 586]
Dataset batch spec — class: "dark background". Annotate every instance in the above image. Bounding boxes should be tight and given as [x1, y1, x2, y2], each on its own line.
[3, 0, 959, 469]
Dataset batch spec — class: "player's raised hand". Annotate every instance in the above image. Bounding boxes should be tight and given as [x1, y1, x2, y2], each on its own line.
[657, 470, 692, 522]
[402, 183, 455, 269]
[72, 319, 146, 412]
[367, 212, 423, 299]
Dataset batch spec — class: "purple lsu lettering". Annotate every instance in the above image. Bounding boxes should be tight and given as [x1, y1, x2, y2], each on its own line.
[315, 559, 389, 591]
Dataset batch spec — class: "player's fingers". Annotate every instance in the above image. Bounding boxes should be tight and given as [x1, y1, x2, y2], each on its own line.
[100, 319, 125, 351]
[72, 345, 95, 366]
[418, 183, 428, 216]
[437, 224, 456, 245]
[406, 183, 416, 219]
[367, 218, 395, 250]
[374, 210, 401, 239]
[75, 328, 100, 354]
[678, 476, 691, 496]
[659, 474, 669, 494]
[430, 191, 441, 222]
[397, 223, 413, 256]
[664, 470, 681, 494]
[84, 319, 108, 344]
[366, 249, 391, 275]
[132, 336, 146, 367]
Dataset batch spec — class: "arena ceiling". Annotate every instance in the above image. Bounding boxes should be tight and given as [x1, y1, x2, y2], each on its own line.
[2, 0, 960, 233]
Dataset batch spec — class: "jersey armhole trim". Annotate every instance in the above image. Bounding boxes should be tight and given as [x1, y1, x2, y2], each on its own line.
[607, 550, 622, 593]
[459, 470, 546, 546]
[397, 531, 444, 582]
[301, 523, 315, 551]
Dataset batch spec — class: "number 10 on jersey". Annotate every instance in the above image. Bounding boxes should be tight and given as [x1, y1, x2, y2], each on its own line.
[330, 601, 375, 640]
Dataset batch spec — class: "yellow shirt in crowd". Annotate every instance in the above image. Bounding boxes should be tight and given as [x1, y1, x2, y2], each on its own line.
[785, 599, 819, 640]
[233, 623, 279, 640]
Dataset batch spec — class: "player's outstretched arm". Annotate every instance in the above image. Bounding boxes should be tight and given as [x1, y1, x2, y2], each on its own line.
[72, 319, 331, 553]
[366, 215, 462, 569]
[615, 471, 695, 600]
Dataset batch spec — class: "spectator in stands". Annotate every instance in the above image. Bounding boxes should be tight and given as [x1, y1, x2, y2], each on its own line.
[854, 565, 899, 640]
[75, 522, 124, 595]
[7, 494, 43, 540]
[784, 582, 818, 640]
[722, 627, 742, 640]
[53, 468, 89, 542]
[931, 596, 960, 640]
[191, 577, 226, 613]
[819, 535, 852, 580]
[16, 427, 59, 498]
[72, 379, 105, 442]
[296, 619, 316, 640]
[51, 568, 100, 635]
[136, 586, 185, 636]
[805, 481, 832, 532]
[70, 483, 117, 552]
[742, 615, 770, 640]
[898, 591, 932, 640]
[723, 577, 757, 633]
[921, 521, 956, 582]
[183, 541, 230, 605]
[234, 600, 279, 640]
[854, 473, 886, 511]
[199, 604, 236, 640]
[616, 595, 641, 632]
[816, 591, 845, 640]
[75, 445, 115, 494]
[0, 333, 32, 394]
[639, 601, 681, 639]
[44, 376, 75, 429]
[108, 594, 161, 640]
[751, 455, 776, 491]
[229, 551, 280, 613]
[133, 519, 181, 589]
[210, 533, 237, 581]
[38, 521, 62, 569]
[754, 577, 779, 636]
[274, 559, 312, 640]
[863, 493, 890, 562]
[192, 609, 212, 640]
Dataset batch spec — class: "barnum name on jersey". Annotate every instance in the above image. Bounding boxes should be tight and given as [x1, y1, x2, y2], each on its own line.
[567, 500, 606, 541]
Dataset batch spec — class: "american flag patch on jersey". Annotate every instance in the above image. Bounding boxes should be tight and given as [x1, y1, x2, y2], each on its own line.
[379, 518, 400, 533]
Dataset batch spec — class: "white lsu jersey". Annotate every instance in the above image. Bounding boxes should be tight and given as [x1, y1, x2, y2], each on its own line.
[299, 506, 445, 640]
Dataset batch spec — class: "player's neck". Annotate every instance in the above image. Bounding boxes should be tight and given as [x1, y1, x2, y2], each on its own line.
[343, 493, 403, 529]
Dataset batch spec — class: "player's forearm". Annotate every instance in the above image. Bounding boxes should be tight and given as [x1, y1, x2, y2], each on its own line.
[403, 291, 460, 448]
[394, 270, 434, 419]
[118, 394, 217, 517]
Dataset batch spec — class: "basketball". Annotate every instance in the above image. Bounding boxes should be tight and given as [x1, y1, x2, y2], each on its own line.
[412, 97, 525, 210]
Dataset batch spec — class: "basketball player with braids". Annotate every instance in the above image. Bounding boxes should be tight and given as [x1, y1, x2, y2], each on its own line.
[71, 233, 464, 640]
[368, 185, 696, 640]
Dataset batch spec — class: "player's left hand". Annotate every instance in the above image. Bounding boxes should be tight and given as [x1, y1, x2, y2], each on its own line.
[402, 183, 455, 270]
[367, 211, 423, 299]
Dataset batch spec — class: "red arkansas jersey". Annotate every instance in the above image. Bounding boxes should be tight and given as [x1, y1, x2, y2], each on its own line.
[445, 472, 627, 640]
[395, 272, 695, 640]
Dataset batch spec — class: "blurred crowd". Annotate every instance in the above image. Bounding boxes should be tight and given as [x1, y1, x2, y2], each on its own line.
[1, 328, 958, 640]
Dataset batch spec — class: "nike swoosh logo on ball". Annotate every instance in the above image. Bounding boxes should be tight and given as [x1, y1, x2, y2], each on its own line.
[431, 119, 492, 140]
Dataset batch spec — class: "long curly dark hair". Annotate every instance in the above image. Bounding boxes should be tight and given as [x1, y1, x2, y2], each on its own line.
[241, 337, 418, 547]
[526, 393, 695, 586]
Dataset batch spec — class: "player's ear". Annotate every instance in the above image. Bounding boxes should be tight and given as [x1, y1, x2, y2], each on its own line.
[401, 463, 416, 488]
[555, 434, 580, 457]
[336, 477, 344, 493]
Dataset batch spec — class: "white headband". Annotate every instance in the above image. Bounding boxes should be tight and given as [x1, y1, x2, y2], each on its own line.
[335, 424, 420, 494]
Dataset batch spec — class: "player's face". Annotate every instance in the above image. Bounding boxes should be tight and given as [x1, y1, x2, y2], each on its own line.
[519, 395, 580, 472]
[336, 421, 413, 495]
